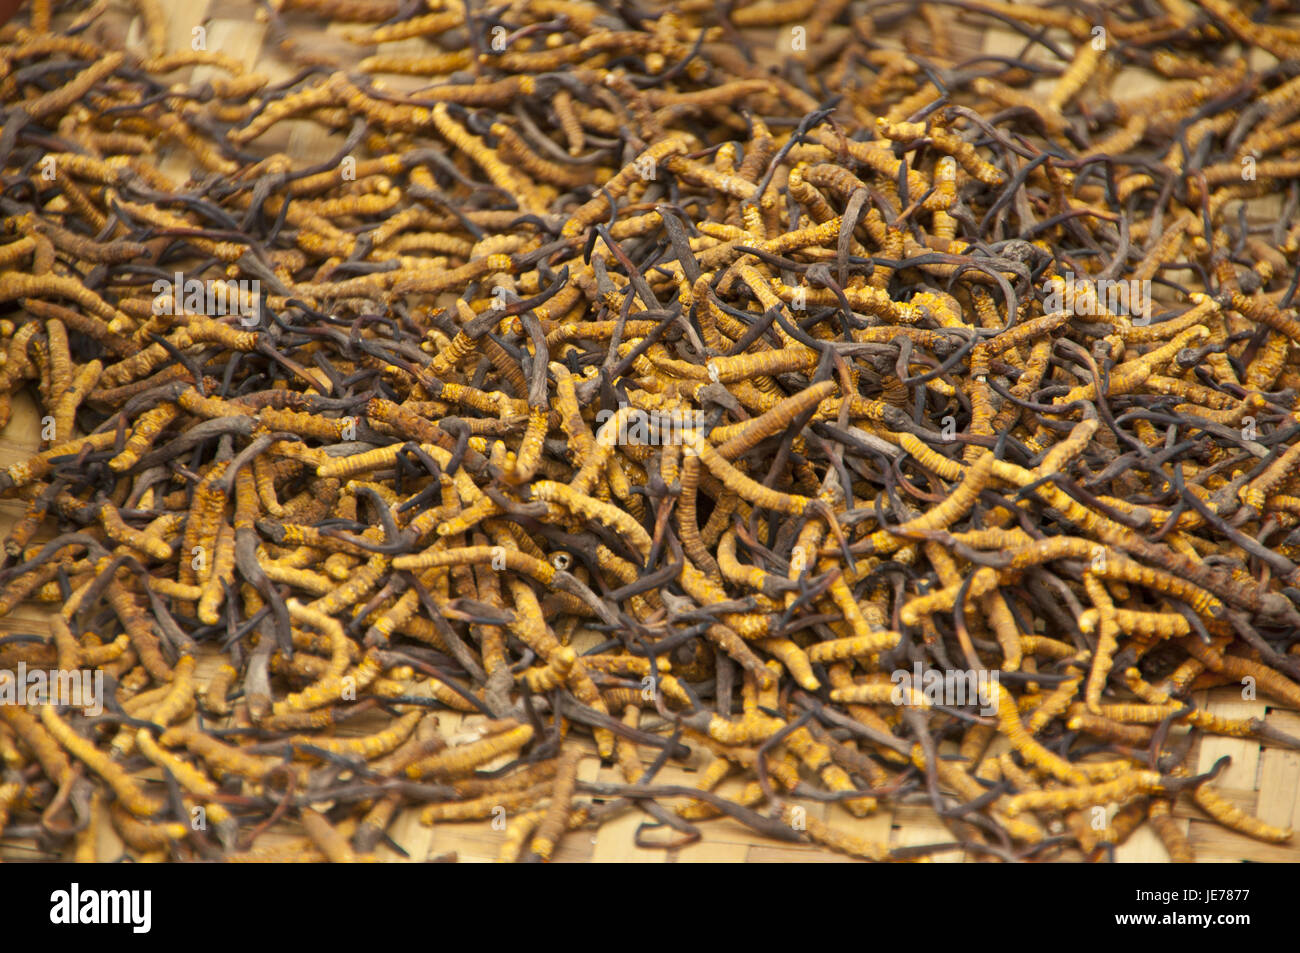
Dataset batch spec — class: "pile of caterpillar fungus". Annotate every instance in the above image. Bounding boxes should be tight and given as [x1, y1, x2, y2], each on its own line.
[0, 0, 1298, 862]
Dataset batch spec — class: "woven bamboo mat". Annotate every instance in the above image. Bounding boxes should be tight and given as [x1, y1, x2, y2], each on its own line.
[1, 0, 1298, 863]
